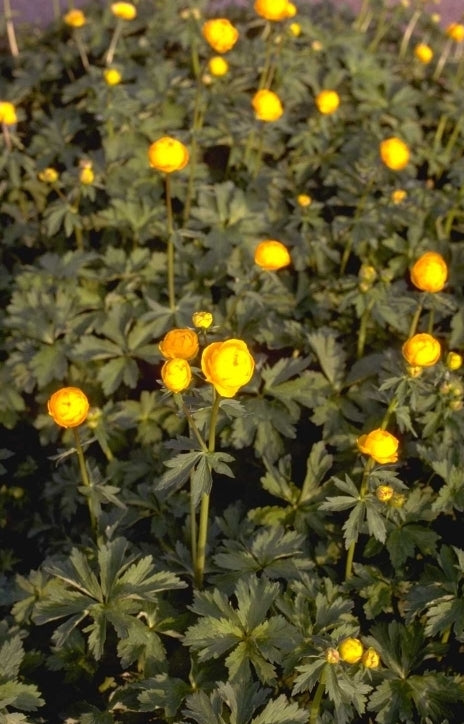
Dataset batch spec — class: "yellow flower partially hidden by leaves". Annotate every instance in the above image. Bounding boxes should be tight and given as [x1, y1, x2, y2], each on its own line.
[48, 387, 89, 428]
[0, 101, 17, 126]
[254, 0, 291, 21]
[79, 160, 94, 185]
[410, 251, 447, 292]
[64, 9, 86, 27]
[254, 240, 291, 271]
[391, 189, 407, 204]
[161, 359, 192, 393]
[380, 137, 410, 170]
[148, 136, 189, 173]
[252, 89, 284, 121]
[111, 2, 137, 20]
[201, 339, 255, 398]
[446, 22, 464, 42]
[192, 311, 213, 329]
[446, 351, 463, 371]
[159, 328, 199, 360]
[104, 68, 122, 85]
[202, 19, 239, 53]
[362, 648, 381, 669]
[376, 485, 394, 502]
[315, 89, 340, 115]
[208, 56, 229, 76]
[338, 638, 364, 664]
[357, 429, 399, 464]
[414, 42, 433, 63]
[402, 333, 441, 367]
[38, 167, 59, 183]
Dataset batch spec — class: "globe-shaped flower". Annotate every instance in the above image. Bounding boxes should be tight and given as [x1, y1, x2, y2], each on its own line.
[414, 43, 433, 64]
[251, 89, 284, 121]
[446, 352, 463, 371]
[402, 333, 441, 367]
[38, 167, 59, 183]
[201, 339, 255, 397]
[63, 8, 86, 27]
[111, 2, 137, 20]
[338, 638, 364, 664]
[192, 311, 213, 329]
[362, 647, 380, 669]
[391, 189, 407, 204]
[410, 251, 447, 292]
[0, 101, 18, 125]
[254, 0, 291, 21]
[446, 22, 464, 42]
[79, 161, 94, 185]
[379, 137, 410, 170]
[208, 56, 229, 76]
[161, 359, 192, 393]
[315, 89, 340, 115]
[254, 240, 291, 271]
[148, 136, 189, 173]
[159, 328, 199, 360]
[357, 428, 399, 464]
[202, 19, 239, 54]
[297, 193, 312, 207]
[376, 485, 394, 502]
[104, 68, 122, 85]
[48, 387, 89, 428]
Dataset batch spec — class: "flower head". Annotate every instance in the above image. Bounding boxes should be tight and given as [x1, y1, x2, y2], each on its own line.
[446, 351, 463, 371]
[38, 167, 59, 183]
[446, 22, 464, 42]
[410, 251, 447, 292]
[402, 333, 441, 367]
[208, 56, 229, 76]
[315, 89, 340, 115]
[161, 358, 192, 393]
[297, 193, 312, 207]
[251, 89, 284, 121]
[391, 189, 407, 204]
[414, 42, 433, 63]
[79, 160, 94, 185]
[201, 339, 255, 397]
[325, 648, 340, 664]
[64, 8, 86, 27]
[254, 0, 292, 21]
[159, 328, 199, 360]
[357, 429, 399, 464]
[111, 2, 137, 20]
[362, 647, 381, 669]
[0, 101, 17, 126]
[192, 311, 213, 329]
[376, 485, 394, 502]
[48, 387, 89, 428]
[254, 240, 291, 271]
[289, 22, 301, 36]
[379, 137, 410, 170]
[104, 68, 122, 85]
[148, 136, 189, 173]
[202, 18, 239, 53]
[338, 638, 364, 664]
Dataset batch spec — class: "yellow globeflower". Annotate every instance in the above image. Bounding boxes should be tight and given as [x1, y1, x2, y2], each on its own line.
[148, 136, 189, 173]
[446, 22, 464, 42]
[104, 68, 122, 85]
[202, 18, 239, 53]
[357, 429, 399, 464]
[79, 161, 94, 185]
[201, 339, 255, 398]
[64, 8, 86, 27]
[254, 0, 291, 21]
[297, 193, 312, 207]
[402, 333, 441, 367]
[254, 240, 291, 271]
[48, 387, 89, 428]
[391, 189, 407, 204]
[251, 89, 284, 121]
[192, 311, 213, 329]
[362, 648, 381, 669]
[208, 56, 229, 76]
[410, 251, 447, 292]
[38, 167, 59, 183]
[159, 328, 199, 361]
[289, 22, 301, 36]
[161, 359, 192, 393]
[315, 89, 340, 115]
[379, 137, 410, 171]
[376, 485, 394, 502]
[414, 42, 433, 64]
[338, 638, 364, 664]
[446, 351, 463, 371]
[111, 2, 137, 20]
[0, 101, 18, 126]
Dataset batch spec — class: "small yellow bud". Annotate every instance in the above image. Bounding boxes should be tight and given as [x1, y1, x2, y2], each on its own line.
[362, 647, 380, 669]
[446, 352, 463, 371]
[391, 189, 407, 204]
[79, 161, 94, 185]
[289, 22, 301, 36]
[325, 648, 340, 664]
[192, 311, 213, 329]
[406, 365, 423, 378]
[38, 167, 59, 183]
[104, 68, 122, 85]
[376, 485, 394, 503]
[297, 193, 312, 207]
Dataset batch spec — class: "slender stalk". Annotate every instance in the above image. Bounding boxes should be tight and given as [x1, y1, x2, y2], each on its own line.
[4, 0, 19, 57]
[72, 427, 98, 539]
[345, 458, 374, 580]
[309, 670, 326, 724]
[433, 37, 452, 81]
[183, 75, 205, 225]
[408, 296, 424, 337]
[2, 123, 12, 151]
[106, 20, 123, 65]
[357, 298, 375, 359]
[74, 225, 84, 251]
[353, 0, 370, 30]
[340, 177, 374, 276]
[74, 29, 90, 71]
[399, 9, 421, 59]
[52, 0, 61, 22]
[165, 174, 176, 311]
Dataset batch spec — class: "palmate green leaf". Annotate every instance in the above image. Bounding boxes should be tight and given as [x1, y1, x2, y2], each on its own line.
[386, 524, 439, 568]
[156, 451, 203, 495]
[0, 636, 23, 682]
[292, 659, 326, 695]
[342, 502, 366, 548]
[138, 674, 191, 718]
[216, 678, 268, 724]
[368, 674, 464, 724]
[0, 713, 31, 723]
[116, 618, 166, 669]
[250, 694, 307, 724]
[97, 356, 140, 395]
[0, 682, 44, 713]
[306, 329, 347, 390]
[182, 690, 222, 724]
[300, 441, 333, 503]
[79, 706, 113, 724]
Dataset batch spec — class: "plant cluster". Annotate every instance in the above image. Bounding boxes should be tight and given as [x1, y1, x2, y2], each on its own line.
[1, 0, 464, 722]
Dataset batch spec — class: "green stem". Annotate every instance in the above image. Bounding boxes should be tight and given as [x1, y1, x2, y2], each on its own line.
[4, 0, 19, 57]
[399, 9, 420, 59]
[309, 670, 326, 724]
[183, 74, 205, 225]
[72, 427, 98, 540]
[353, 0, 371, 31]
[433, 37, 452, 81]
[340, 177, 375, 276]
[74, 225, 84, 251]
[106, 20, 123, 65]
[165, 174, 176, 311]
[74, 28, 90, 71]
[357, 298, 375, 359]
[408, 296, 424, 337]
[345, 458, 373, 580]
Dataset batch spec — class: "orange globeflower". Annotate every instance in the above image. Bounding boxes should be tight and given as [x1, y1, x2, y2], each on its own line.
[252, 89, 284, 121]
[0, 101, 18, 125]
[446, 22, 464, 42]
[48, 387, 89, 428]
[410, 251, 447, 292]
[254, 240, 291, 271]
[379, 137, 410, 171]
[201, 339, 255, 397]
[402, 333, 441, 367]
[254, 0, 291, 21]
[111, 2, 137, 20]
[357, 428, 399, 464]
[148, 136, 189, 173]
[161, 359, 192, 393]
[63, 8, 86, 27]
[338, 638, 364, 664]
[315, 89, 340, 115]
[202, 18, 239, 53]
[159, 328, 199, 360]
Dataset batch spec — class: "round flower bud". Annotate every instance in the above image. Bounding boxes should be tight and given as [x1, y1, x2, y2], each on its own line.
[192, 311, 213, 329]
[446, 22, 464, 42]
[357, 429, 399, 465]
[63, 8, 86, 27]
[159, 328, 199, 361]
[254, 0, 291, 21]
[376, 485, 394, 503]
[315, 89, 340, 115]
[202, 18, 239, 53]
[111, 2, 137, 20]
[251, 89, 284, 122]
[289, 22, 301, 36]
[446, 351, 463, 371]
[201, 339, 255, 398]
[402, 333, 441, 367]
[38, 167, 59, 183]
[406, 365, 423, 378]
[104, 68, 122, 85]
[410, 251, 447, 293]
[338, 638, 364, 664]
[0, 101, 18, 126]
[325, 648, 340, 664]
[161, 358, 192, 393]
[208, 56, 229, 76]
[148, 136, 189, 173]
[379, 137, 410, 171]
[362, 647, 380, 669]
[254, 240, 291, 271]
[297, 193, 312, 207]
[48, 387, 89, 428]
[358, 264, 377, 285]
[391, 189, 407, 204]
[79, 162, 94, 185]
[414, 43, 433, 64]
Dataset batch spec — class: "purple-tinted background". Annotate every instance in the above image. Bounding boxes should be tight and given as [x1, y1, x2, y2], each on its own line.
[4, 0, 463, 28]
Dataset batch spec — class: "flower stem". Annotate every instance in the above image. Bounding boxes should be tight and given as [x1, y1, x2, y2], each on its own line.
[183, 73, 205, 225]
[4, 0, 19, 57]
[433, 37, 452, 81]
[74, 28, 90, 71]
[72, 427, 99, 540]
[309, 670, 326, 724]
[357, 297, 375, 359]
[399, 9, 420, 59]
[345, 458, 373, 580]
[165, 174, 176, 311]
[106, 20, 123, 65]
[408, 296, 424, 337]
